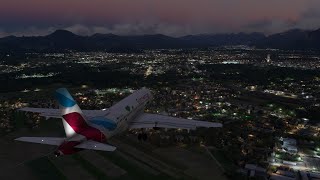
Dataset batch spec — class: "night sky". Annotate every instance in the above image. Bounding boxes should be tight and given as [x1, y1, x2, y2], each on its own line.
[1, 0, 320, 37]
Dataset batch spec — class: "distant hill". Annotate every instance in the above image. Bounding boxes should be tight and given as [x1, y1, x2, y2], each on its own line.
[181, 32, 265, 46]
[254, 28, 320, 49]
[0, 28, 320, 52]
[0, 30, 190, 52]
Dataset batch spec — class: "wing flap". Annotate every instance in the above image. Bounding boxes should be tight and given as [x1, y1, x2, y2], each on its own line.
[19, 107, 109, 119]
[19, 108, 61, 118]
[75, 140, 116, 151]
[129, 113, 222, 130]
[15, 137, 65, 145]
[129, 121, 196, 129]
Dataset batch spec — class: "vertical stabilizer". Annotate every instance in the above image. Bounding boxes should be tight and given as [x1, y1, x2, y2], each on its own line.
[54, 88, 87, 138]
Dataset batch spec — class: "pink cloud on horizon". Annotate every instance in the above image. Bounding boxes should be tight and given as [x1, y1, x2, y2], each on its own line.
[0, 0, 319, 36]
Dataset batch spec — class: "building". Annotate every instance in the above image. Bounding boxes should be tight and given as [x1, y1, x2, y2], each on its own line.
[280, 138, 298, 154]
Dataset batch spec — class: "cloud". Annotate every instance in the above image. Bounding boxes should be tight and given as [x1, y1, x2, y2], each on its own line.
[65, 24, 92, 36]
[0, 29, 9, 37]
[0, 0, 320, 36]
[90, 23, 193, 36]
[293, 2, 320, 31]
[243, 19, 301, 35]
[65, 23, 197, 37]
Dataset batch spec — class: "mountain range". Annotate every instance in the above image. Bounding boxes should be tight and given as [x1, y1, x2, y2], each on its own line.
[0, 28, 320, 52]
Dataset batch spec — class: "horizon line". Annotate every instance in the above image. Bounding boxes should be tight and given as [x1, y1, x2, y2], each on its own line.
[1, 27, 319, 38]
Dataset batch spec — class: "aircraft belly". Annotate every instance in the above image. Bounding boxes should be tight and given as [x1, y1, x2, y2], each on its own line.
[109, 121, 128, 137]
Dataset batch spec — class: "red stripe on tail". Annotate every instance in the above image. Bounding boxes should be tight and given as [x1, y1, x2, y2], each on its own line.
[62, 112, 106, 142]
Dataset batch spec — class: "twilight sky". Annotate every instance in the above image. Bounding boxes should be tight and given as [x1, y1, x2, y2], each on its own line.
[0, 0, 320, 37]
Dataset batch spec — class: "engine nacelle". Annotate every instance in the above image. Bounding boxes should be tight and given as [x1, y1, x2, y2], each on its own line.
[54, 150, 63, 157]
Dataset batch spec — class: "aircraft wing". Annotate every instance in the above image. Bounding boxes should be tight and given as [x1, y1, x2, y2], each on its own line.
[15, 137, 116, 151]
[19, 108, 61, 118]
[129, 113, 222, 130]
[15, 137, 65, 145]
[75, 140, 116, 151]
[19, 107, 109, 119]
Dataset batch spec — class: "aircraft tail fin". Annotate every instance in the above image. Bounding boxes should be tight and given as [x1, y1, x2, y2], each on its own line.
[54, 88, 87, 137]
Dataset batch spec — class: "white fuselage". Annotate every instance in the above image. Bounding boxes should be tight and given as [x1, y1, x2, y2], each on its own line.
[89, 88, 153, 139]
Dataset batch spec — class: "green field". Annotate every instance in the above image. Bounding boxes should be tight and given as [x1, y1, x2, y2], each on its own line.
[210, 149, 236, 171]
[116, 136, 188, 170]
[27, 157, 66, 180]
[99, 151, 177, 180]
[72, 154, 110, 180]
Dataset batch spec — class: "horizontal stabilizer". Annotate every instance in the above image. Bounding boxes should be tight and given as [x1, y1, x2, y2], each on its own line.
[75, 140, 116, 151]
[15, 137, 65, 146]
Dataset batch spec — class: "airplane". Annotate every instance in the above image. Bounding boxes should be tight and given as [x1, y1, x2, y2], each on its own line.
[15, 87, 222, 156]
